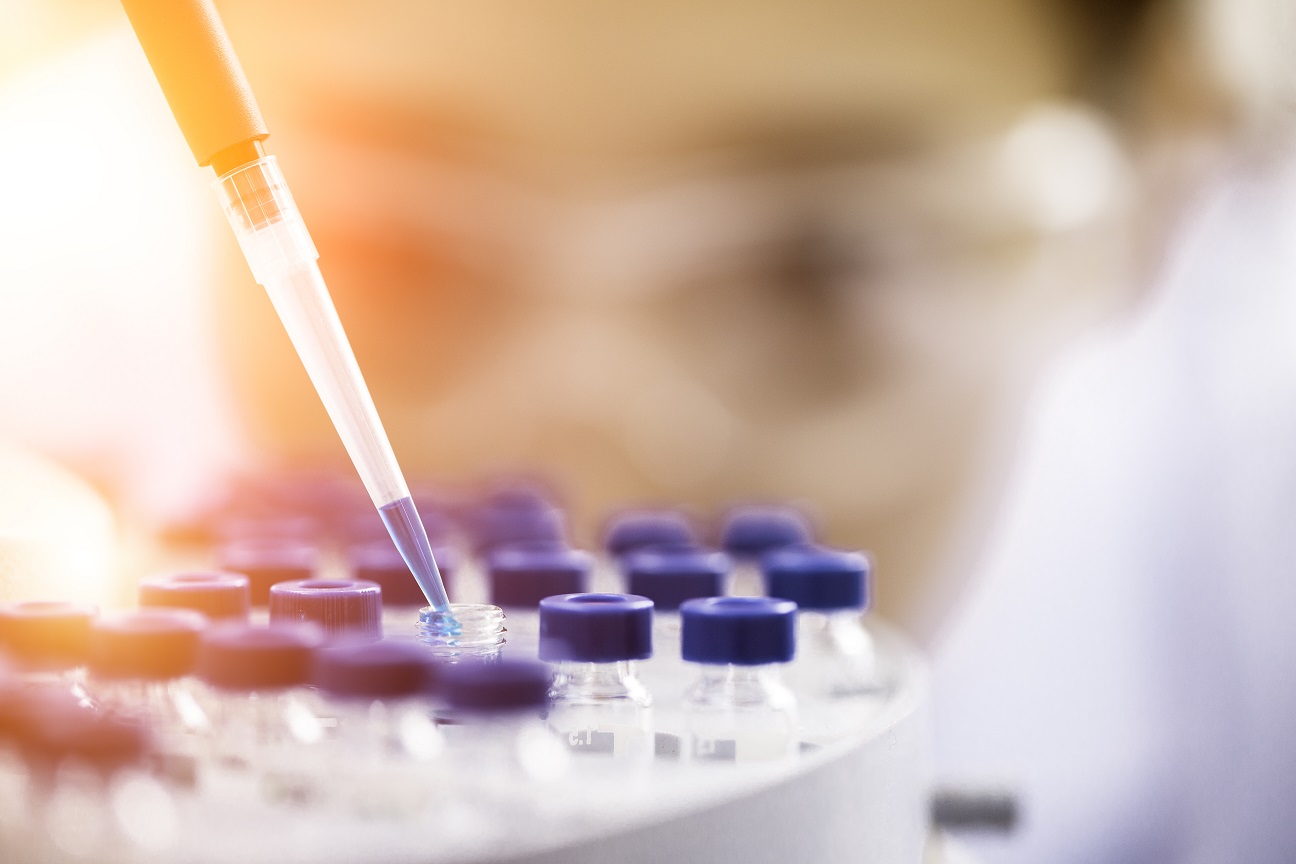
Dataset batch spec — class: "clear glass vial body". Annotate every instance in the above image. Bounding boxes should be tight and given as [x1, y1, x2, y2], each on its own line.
[32, 762, 180, 863]
[92, 678, 211, 786]
[321, 696, 444, 817]
[204, 687, 325, 804]
[638, 612, 683, 697]
[445, 712, 570, 795]
[793, 610, 884, 699]
[417, 604, 505, 661]
[683, 664, 798, 763]
[547, 661, 653, 760]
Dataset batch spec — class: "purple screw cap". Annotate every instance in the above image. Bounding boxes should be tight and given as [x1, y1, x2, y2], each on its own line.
[217, 539, 319, 607]
[622, 547, 729, 610]
[18, 695, 150, 772]
[539, 593, 654, 663]
[349, 541, 458, 607]
[314, 639, 435, 699]
[488, 545, 592, 609]
[603, 510, 697, 556]
[269, 579, 382, 639]
[197, 622, 324, 691]
[439, 659, 553, 713]
[720, 506, 814, 557]
[138, 571, 251, 621]
[680, 597, 797, 666]
[0, 601, 97, 669]
[469, 490, 566, 552]
[90, 610, 206, 680]
[762, 544, 870, 611]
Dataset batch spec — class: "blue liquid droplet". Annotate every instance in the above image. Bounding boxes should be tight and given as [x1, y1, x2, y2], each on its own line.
[379, 496, 452, 613]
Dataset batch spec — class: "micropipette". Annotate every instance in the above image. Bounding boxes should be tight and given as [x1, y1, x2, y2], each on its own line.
[119, 0, 454, 622]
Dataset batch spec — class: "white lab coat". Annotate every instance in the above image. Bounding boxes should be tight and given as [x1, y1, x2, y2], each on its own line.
[934, 152, 1296, 863]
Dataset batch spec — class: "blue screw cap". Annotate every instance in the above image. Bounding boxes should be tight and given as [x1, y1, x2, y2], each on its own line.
[762, 545, 870, 611]
[539, 593, 654, 663]
[488, 545, 592, 609]
[680, 597, 797, 665]
[603, 510, 697, 556]
[622, 547, 728, 611]
[720, 506, 813, 557]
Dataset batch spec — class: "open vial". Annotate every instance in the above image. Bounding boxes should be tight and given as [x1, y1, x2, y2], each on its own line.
[417, 605, 506, 661]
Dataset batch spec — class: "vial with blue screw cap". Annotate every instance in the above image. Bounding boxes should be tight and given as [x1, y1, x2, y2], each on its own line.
[539, 593, 655, 761]
[620, 547, 727, 696]
[762, 545, 884, 700]
[679, 596, 799, 763]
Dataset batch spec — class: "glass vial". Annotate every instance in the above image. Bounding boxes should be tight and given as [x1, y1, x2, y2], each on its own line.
[719, 506, 813, 597]
[680, 597, 799, 763]
[16, 695, 179, 861]
[539, 593, 654, 761]
[194, 622, 326, 804]
[417, 604, 506, 661]
[763, 545, 885, 700]
[0, 601, 98, 705]
[313, 639, 443, 818]
[88, 610, 210, 788]
[437, 660, 569, 795]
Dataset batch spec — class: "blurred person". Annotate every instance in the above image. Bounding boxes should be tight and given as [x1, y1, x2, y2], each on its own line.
[934, 140, 1296, 863]
[0, 0, 1253, 630]
[203, 0, 1231, 639]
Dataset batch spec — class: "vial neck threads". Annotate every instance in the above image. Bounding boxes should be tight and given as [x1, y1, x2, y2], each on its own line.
[417, 604, 505, 657]
[686, 664, 795, 711]
[551, 661, 651, 707]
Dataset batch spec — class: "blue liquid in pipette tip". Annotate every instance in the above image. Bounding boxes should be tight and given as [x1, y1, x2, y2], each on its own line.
[379, 496, 455, 623]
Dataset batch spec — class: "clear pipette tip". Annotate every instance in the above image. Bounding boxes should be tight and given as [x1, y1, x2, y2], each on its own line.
[379, 496, 455, 620]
